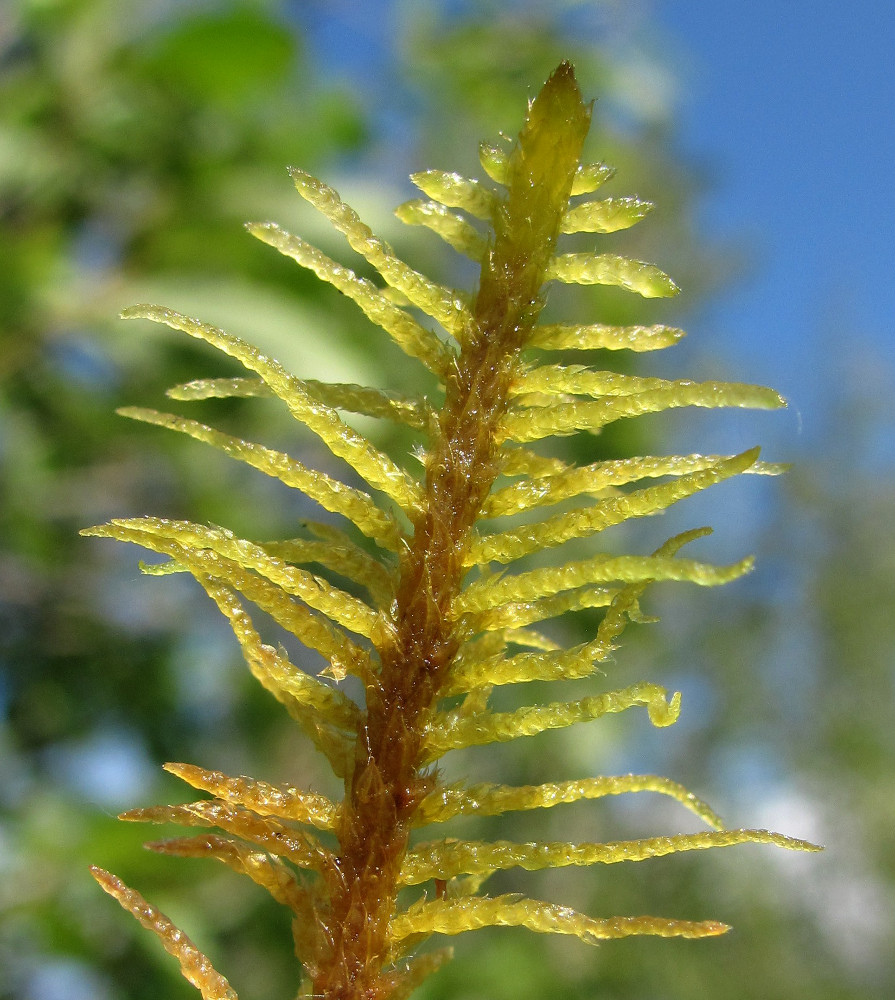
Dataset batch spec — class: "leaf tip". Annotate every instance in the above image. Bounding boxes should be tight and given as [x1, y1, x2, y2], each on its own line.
[648, 689, 682, 728]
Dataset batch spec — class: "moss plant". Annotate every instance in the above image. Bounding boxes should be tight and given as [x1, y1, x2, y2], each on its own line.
[86, 63, 819, 1000]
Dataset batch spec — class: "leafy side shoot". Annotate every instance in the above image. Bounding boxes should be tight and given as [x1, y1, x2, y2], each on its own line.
[87, 62, 818, 1000]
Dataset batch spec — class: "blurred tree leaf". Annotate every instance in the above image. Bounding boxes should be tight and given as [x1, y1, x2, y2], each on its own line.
[141, 9, 295, 107]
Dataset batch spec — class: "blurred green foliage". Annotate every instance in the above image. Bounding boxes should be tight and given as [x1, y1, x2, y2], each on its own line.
[1, 2, 891, 999]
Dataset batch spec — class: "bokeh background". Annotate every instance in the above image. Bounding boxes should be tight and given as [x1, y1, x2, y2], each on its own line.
[2, 2, 892, 999]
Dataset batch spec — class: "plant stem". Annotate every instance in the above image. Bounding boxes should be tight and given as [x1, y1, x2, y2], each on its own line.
[312, 63, 590, 1000]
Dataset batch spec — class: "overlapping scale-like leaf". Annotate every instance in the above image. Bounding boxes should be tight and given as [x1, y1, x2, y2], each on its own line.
[298, 380, 431, 428]
[138, 544, 376, 686]
[261, 533, 395, 609]
[247, 222, 452, 374]
[394, 199, 488, 260]
[118, 407, 402, 551]
[138, 834, 334, 968]
[144, 832, 310, 913]
[547, 252, 679, 297]
[474, 147, 616, 197]
[121, 799, 332, 873]
[288, 169, 472, 337]
[443, 631, 617, 694]
[409, 169, 495, 219]
[513, 365, 785, 406]
[500, 380, 784, 443]
[388, 895, 728, 949]
[467, 449, 760, 566]
[454, 585, 619, 638]
[484, 451, 786, 519]
[86, 517, 380, 640]
[85, 523, 370, 721]
[457, 550, 753, 615]
[527, 321, 685, 352]
[167, 376, 272, 400]
[171, 373, 430, 429]
[447, 577, 653, 694]
[121, 305, 423, 514]
[381, 951, 455, 1000]
[498, 446, 569, 479]
[478, 140, 509, 183]
[561, 196, 653, 234]
[422, 682, 680, 761]
[414, 774, 724, 828]
[164, 762, 338, 830]
[570, 161, 617, 195]
[401, 828, 821, 885]
[91, 868, 239, 1000]
[198, 581, 355, 777]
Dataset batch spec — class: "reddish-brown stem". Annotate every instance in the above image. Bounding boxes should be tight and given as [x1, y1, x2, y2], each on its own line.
[311, 63, 591, 1000]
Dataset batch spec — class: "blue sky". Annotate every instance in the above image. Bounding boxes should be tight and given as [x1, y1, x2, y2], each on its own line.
[299, 0, 894, 465]
[653, 2, 894, 456]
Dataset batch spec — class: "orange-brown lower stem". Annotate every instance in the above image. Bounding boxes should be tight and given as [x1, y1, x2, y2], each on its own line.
[311, 339, 518, 1000]
[311, 64, 588, 1000]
